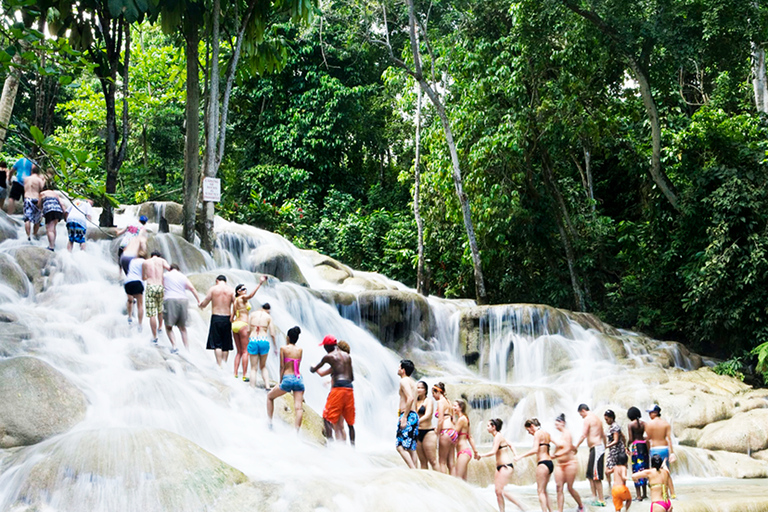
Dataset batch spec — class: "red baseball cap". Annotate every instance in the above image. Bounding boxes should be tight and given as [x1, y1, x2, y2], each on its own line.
[320, 334, 337, 346]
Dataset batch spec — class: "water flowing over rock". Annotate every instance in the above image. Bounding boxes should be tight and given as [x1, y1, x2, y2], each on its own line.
[147, 233, 210, 273]
[0, 252, 28, 297]
[0, 357, 87, 448]
[0, 209, 19, 243]
[357, 290, 432, 350]
[138, 201, 184, 225]
[1, 428, 247, 511]
[8, 246, 55, 293]
[248, 245, 308, 286]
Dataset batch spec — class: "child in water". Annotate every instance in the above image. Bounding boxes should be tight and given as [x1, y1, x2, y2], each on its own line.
[610, 451, 632, 511]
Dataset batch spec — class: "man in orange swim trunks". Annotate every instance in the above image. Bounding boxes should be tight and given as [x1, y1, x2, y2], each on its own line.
[310, 335, 355, 445]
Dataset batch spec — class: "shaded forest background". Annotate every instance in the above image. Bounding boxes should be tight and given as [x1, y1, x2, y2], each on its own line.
[2, 0, 768, 380]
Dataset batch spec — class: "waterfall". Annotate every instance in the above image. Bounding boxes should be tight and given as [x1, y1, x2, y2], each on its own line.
[0, 205, 766, 511]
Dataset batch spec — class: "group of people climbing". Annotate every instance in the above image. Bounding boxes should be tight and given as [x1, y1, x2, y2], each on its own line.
[1, 157, 94, 251]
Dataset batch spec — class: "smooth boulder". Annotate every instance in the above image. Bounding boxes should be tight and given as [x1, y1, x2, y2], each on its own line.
[248, 245, 308, 286]
[0, 252, 29, 296]
[147, 233, 209, 273]
[357, 290, 432, 350]
[697, 408, 768, 454]
[0, 356, 87, 448]
[5, 427, 247, 511]
[138, 201, 184, 225]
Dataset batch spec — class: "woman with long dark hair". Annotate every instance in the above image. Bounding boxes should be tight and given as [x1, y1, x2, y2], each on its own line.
[631, 454, 672, 511]
[627, 406, 649, 501]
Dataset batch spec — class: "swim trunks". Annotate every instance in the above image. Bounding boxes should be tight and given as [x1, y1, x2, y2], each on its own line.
[650, 446, 670, 466]
[206, 315, 233, 351]
[396, 411, 419, 451]
[23, 198, 41, 224]
[631, 441, 649, 487]
[42, 196, 64, 223]
[611, 484, 632, 510]
[124, 281, 144, 296]
[164, 298, 188, 328]
[144, 284, 164, 318]
[247, 337, 270, 355]
[323, 386, 355, 426]
[66, 221, 86, 244]
[9, 181, 24, 201]
[587, 444, 605, 480]
[279, 374, 305, 392]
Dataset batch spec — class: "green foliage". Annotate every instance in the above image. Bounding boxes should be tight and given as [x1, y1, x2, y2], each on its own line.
[752, 342, 768, 384]
[713, 355, 746, 382]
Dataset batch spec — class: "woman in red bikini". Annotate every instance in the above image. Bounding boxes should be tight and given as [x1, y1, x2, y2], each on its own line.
[451, 399, 478, 481]
[552, 414, 584, 512]
[476, 418, 525, 512]
[432, 382, 456, 474]
[516, 418, 554, 512]
[632, 454, 673, 512]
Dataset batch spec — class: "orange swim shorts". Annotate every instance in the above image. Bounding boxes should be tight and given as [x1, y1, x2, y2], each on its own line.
[612, 484, 632, 510]
[323, 387, 355, 426]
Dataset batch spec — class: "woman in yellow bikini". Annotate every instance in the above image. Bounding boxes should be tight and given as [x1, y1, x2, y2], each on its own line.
[452, 398, 478, 481]
[432, 382, 456, 475]
[230, 276, 267, 380]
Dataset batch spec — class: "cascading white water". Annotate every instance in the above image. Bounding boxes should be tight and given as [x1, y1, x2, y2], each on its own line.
[0, 205, 766, 511]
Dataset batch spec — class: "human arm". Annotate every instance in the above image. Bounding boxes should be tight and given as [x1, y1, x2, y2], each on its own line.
[399, 380, 414, 428]
[477, 432, 502, 458]
[244, 275, 267, 300]
[574, 420, 589, 451]
[417, 398, 433, 424]
[116, 227, 127, 236]
[606, 425, 620, 449]
[665, 425, 676, 462]
[278, 346, 285, 379]
[309, 355, 329, 374]
[515, 432, 541, 461]
[198, 289, 213, 309]
[185, 279, 201, 305]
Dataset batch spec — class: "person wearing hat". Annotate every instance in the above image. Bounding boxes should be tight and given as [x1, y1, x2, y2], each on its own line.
[117, 215, 149, 275]
[645, 405, 676, 498]
[310, 334, 356, 445]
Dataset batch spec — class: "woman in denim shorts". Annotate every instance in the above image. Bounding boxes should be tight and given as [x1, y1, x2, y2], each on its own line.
[266, 326, 305, 431]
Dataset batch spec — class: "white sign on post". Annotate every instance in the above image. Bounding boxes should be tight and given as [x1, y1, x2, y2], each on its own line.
[202, 177, 221, 202]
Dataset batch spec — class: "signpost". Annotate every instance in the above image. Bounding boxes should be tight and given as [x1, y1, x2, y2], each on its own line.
[202, 177, 221, 202]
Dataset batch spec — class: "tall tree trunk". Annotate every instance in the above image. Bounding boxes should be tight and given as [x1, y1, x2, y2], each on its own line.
[396, 0, 487, 304]
[413, 84, 427, 296]
[0, 54, 23, 153]
[98, 20, 131, 227]
[200, 0, 221, 252]
[753, 43, 768, 114]
[562, 0, 679, 212]
[182, 17, 201, 244]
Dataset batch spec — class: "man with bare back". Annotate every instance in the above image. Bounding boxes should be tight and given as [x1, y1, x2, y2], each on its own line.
[22, 166, 45, 241]
[310, 335, 356, 445]
[199, 275, 235, 368]
[120, 232, 148, 276]
[645, 404, 676, 498]
[575, 403, 607, 506]
[248, 301, 276, 389]
[396, 359, 419, 468]
[142, 251, 170, 344]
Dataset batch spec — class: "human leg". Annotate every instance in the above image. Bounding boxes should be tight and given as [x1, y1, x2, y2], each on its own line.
[422, 430, 438, 470]
[554, 464, 565, 512]
[535, 463, 553, 512]
[564, 459, 583, 510]
[453, 450, 471, 480]
[266, 386, 287, 426]
[165, 323, 177, 348]
[293, 390, 304, 430]
[179, 326, 189, 349]
[45, 220, 56, 249]
[215, 348, 224, 367]
[249, 354, 259, 385]
[239, 328, 249, 378]
[259, 353, 270, 390]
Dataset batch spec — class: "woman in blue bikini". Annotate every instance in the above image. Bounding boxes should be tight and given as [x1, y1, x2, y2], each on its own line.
[266, 326, 304, 431]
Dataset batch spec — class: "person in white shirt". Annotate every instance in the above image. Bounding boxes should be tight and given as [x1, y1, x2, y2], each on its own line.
[124, 253, 146, 330]
[163, 263, 201, 353]
[66, 198, 93, 252]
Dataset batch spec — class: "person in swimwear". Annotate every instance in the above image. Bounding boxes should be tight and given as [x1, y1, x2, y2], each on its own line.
[317, 341, 352, 440]
[451, 398, 477, 480]
[248, 298, 276, 389]
[610, 452, 632, 511]
[575, 403, 607, 506]
[396, 359, 419, 468]
[476, 418, 525, 512]
[199, 275, 235, 368]
[310, 335, 355, 445]
[516, 418, 554, 512]
[605, 409, 626, 490]
[116, 215, 148, 274]
[432, 382, 456, 475]
[645, 405, 676, 499]
[552, 414, 584, 512]
[39, 188, 66, 251]
[231, 275, 267, 381]
[627, 406, 649, 501]
[22, 166, 44, 241]
[124, 252, 146, 330]
[415, 380, 438, 470]
[266, 326, 304, 431]
[631, 454, 672, 512]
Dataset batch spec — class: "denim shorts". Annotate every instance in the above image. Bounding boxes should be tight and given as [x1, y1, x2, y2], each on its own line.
[279, 374, 305, 392]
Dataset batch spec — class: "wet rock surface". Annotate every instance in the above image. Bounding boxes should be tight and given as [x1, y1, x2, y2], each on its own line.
[0, 252, 29, 296]
[357, 290, 432, 350]
[249, 245, 308, 286]
[0, 356, 87, 448]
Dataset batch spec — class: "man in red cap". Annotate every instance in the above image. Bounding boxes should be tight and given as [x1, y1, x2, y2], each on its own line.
[310, 334, 355, 445]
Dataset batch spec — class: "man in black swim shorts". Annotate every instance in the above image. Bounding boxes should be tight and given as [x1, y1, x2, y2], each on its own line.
[199, 275, 235, 368]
